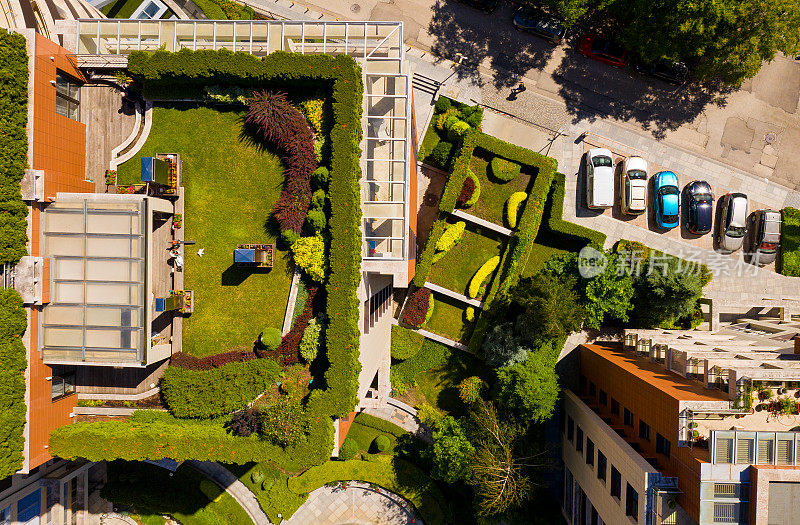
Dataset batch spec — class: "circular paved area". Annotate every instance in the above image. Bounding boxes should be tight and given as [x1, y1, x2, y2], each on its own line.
[284, 481, 422, 525]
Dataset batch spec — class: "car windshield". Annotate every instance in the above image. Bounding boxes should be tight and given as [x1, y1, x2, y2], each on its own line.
[727, 226, 746, 238]
[693, 193, 712, 203]
[663, 214, 678, 223]
[592, 155, 613, 167]
[659, 186, 679, 195]
[627, 169, 646, 180]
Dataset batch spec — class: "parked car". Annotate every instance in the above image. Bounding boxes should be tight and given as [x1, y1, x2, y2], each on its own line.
[718, 193, 749, 252]
[513, 8, 567, 44]
[747, 209, 781, 266]
[455, 0, 498, 13]
[585, 148, 614, 209]
[620, 156, 648, 214]
[632, 59, 689, 85]
[653, 171, 680, 229]
[578, 35, 629, 68]
[684, 181, 714, 234]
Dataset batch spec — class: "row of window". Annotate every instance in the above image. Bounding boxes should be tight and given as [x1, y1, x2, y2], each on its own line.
[566, 415, 639, 521]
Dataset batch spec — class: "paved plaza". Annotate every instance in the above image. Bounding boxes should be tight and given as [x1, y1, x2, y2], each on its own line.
[284, 482, 421, 525]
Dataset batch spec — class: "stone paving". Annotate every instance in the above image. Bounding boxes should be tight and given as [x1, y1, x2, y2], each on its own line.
[185, 461, 270, 525]
[284, 481, 421, 525]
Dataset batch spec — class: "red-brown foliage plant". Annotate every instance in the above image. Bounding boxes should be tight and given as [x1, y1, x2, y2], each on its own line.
[456, 176, 476, 208]
[402, 287, 432, 328]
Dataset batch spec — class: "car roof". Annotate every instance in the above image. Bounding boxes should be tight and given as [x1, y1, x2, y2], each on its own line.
[729, 195, 747, 227]
[662, 194, 679, 215]
[762, 210, 781, 234]
[625, 156, 647, 172]
[630, 184, 646, 201]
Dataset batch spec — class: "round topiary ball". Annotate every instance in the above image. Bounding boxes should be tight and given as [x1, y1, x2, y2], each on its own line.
[373, 435, 390, 453]
[339, 437, 358, 460]
[434, 96, 451, 114]
[251, 470, 264, 485]
[259, 327, 282, 351]
[311, 166, 330, 189]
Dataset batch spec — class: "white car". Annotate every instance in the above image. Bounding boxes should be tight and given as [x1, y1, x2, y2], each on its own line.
[585, 148, 614, 209]
[620, 156, 648, 214]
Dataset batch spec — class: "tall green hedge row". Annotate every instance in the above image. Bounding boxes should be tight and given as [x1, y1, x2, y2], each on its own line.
[161, 358, 281, 419]
[412, 218, 447, 287]
[546, 172, 607, 249]
[0, 289, 27, 478]
[438, 129, 478, 214]
[0, 29, 29, 265]
[51, 49, 363, 470]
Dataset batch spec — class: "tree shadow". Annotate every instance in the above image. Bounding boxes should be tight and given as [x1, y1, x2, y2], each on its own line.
[551, 49, 734, 139]
[427, 0, 556, 88]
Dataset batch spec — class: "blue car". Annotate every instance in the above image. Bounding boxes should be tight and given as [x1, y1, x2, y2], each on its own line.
[654, 171, 680, 229]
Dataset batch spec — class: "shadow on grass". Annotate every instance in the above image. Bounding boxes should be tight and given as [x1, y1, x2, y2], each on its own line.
[221, 264, 273, 286]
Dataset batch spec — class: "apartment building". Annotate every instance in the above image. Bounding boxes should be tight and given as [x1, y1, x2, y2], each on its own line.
[562, 329, 800, 525]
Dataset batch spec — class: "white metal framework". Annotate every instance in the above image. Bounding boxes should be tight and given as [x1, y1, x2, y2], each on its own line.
[72, 19, 411, 261]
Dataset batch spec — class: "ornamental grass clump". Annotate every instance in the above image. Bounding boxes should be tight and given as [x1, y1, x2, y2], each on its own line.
[505, 192, 527, 229]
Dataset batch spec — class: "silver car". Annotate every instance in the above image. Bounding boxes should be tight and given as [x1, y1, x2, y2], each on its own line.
[718, 193, 748, 252]
[748, 210, 781, 266]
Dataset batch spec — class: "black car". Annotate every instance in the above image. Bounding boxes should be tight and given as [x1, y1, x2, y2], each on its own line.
[512, 8, 567, 44]
[685, 180, 713, 234]
[455, 0, 498, 13]
[632, 59, 689, 85]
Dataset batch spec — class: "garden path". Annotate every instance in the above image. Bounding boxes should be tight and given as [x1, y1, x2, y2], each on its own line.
[284, 481, 421, 525]
[362, 398, 433, 443]
[451, 209, 513, 237]
[423, 282, 482, 308]
[184, 461, 271, 525]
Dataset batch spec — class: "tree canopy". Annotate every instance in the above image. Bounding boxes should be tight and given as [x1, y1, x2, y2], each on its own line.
[511, 273, 585, 346]
[495, 341, 560, 423]
[422, 416, 475, 484]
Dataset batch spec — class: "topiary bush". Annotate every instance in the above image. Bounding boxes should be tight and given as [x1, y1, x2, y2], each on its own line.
[464, 106, 484, 128]
[434, 96, 451, 114]
[424, 295, 435, 326]
[311, 166, 330, 189]
[429, 141, 453, 170]
[280, 229, 300, 249]
[227, 407, 261, 437]
[465, 306, 475, 322]
[251, 469, 265, 484]
[416, 403, 444, 428]
[434, 221, 465, 260]
[311, 188, 326, 209]
[300, 314, 325, 363]
[291, 234, 327, 282]
[505, 191, 527, 229]
[455, 175, 476, 209]
[467, 256, 500, 299]
[443, 115, 459, 131]
[259, 327, 282, 351]
[490, 157, 521, 181]
[447, 120, 470, 142]
[373, 435, 390, 453]
[339, 437, 358, 460]
[305, 208, 326, 233]
[458, 376, 484, 404]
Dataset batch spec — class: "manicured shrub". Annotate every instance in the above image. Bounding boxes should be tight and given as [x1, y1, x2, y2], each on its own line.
[444, 115, 459, 130]
[465, 306, 476, 322]
[311, 166, 330, 189]
[614, 239, 650, 262]
[429, 141, 454, 170]
[390, 324, 424, 360]
[505, 191, 527, 229]
[455, 175, 476, 209]
[305, 208, 327, 233]
[424, 295, 435, 326]
[251, 469, 265, 485]
[264, 285, 319, 366]
[260, 397, 309, 447]
[416, 402, 444, 428]
[402, 287, 433, 328]
[299, 98, 324, 134]
[438, 130, 478, 213]
[447, 120, 470, 142]
[413, 219, 447, 287]
[464, 106, 484, 128]
[458, 376, 484, 404]
[227, 407, 261, 437]
[490, 157, 521, 181]
[339, 437, 358, 460]
[300, 314, 325, 363]
[171, 349, 258, 371]
[781, 207, 800, 276]
[311, 189, 326, 209]
[434, 221, 465, 254]
[280, 229, 301, 249]
[467, 256, 500, 299]
[434, 96, 451, 113]
[161, 358, 281, 419]
[0, 289, 27, 477]
[373, 435, 391, 453]
[259, 327, 282, 351]
[482, 323, 529, 368]
[390, 339, 451, 388]
[351, 413, 407, 438]
[291, 234, 327, 282]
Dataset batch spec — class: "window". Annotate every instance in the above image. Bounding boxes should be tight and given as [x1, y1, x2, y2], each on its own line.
[567, 416, 574, 442]
[586, 439, 595, 466]
[736, 437, 754, 463]
[656, 433, 671, 458]
[0, 506, 9, 525]
[597, 451, 607, 482]
[626, 483, 639, 521]
[55, 73, 80, 121]
[599, 389, 607, 406]
[589, 381, 596, 397]
[610, 466, 621, 500]
[17, 489, 41, 524]
[638, 420, 651, 441]
[716, 436, 733, 463]
[624, 408, 634, 427]
[576, 426, 584, 454]
[611, 398, 620, 416]
[51, 372, 76, 401]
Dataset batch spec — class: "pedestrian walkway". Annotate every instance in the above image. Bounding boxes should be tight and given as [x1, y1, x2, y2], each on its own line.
[423, 282, 483, 308]
[184, 461, 271, 525]
[451, 209, 513, 237]
[362, 397, 432, 443]
[284, 481, 421, 525]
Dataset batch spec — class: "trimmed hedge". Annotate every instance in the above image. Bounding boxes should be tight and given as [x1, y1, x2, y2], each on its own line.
[351, 412, 407, 438]
[433, 221, 465, 262]
[467, 256, 500, 299]
[505, 192, 527, 229]
[339, 437, 358, 460]
[161, 358, 282, 419]
[0, 29, 29, 265]
[288, 457, 449, 525]
[171, 349, 258, 371]
[439, 130, 478, 214]
[390, 324, 424, 361]
[413, 219, 447, 287]
[546, 172, 608, 248]
[390, 338, 451, 388]
[781, 207, 800, 276]
[490, 157, 521, 181]
[0, 289, 27, 477]
[52, 49, 363, 468]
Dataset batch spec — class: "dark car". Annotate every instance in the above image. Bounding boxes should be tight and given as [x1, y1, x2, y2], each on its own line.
[632, 58, 689, 85]
[685, 181, 714, 234]
[455, 0, 498, 13]
[578, 34, 629, 68]
[513, 8, 567, 44]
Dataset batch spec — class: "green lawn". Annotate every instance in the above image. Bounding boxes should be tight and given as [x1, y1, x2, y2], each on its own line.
[345, 413, 406, 455]
[102, 461, 251, 525]
[780, 207, 800, 276]
[226, 463, 306, 524]
[468, 149, 534, 227]
[427, 222, 506, 299]
[117, 105, 292, 357]
[426, 293, 474, 344]
[418, 123, 442, 163]
[101, 0, 143, 18]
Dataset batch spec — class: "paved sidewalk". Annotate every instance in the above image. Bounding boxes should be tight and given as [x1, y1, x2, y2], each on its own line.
[284, 481, 421, 525]
[362, 398, 432, 442]
[185, 461, 271, 525]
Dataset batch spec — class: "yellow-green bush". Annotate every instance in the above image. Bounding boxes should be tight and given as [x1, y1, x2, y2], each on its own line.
[490, 157, 521, 181]
[291, 234, 327, 282]
[467, 256, 500, 299]
[465, 306, 475, 322]
[505, 191, 527, 229]
[433, 221, 465, 262]
[300, 98, 324, 134]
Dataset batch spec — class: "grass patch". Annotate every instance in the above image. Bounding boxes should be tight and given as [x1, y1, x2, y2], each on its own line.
[346, 417, 401, 454]
[226, 462, 306, 523]
[102, 461, 251, 525]
[427, 222, 506, 299]
[419, 123, 442, 163]
[468, 149, 533, 227]
[781, 207, 800, 276]
[391, 324, 425, 360]
[117, 105, 292, 357]
[101, 0, 143, 18]
[426, 293, 474, 344]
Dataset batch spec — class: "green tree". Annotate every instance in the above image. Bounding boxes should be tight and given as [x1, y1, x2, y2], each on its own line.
[632, 253, 702, 327]
[422, 416, 475, 484]
[495, 342, 560, 423]
[511, 272, 585, 345]
[482, 323, 530, 368]
[582, 253, 634, 329]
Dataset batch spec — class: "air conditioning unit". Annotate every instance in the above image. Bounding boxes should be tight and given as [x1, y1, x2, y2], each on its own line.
[20, 169, 44, 202]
